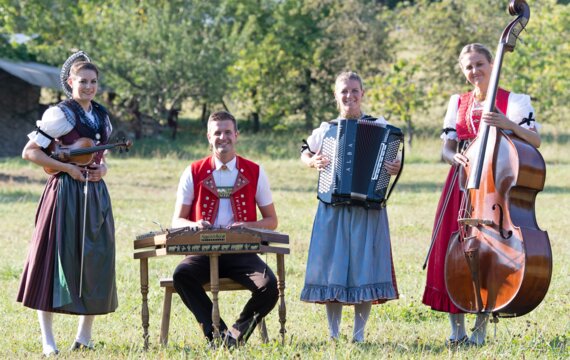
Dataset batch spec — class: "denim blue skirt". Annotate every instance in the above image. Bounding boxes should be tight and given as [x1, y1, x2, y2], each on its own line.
[300, 202, 398, 304]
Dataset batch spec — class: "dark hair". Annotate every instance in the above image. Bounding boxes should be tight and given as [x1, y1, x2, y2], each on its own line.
[69, 61, 99, 78]
[208, 111, 237, 132]
[458, 43, 493, 65]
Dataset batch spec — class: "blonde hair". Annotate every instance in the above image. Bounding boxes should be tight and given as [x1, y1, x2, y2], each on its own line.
[458, 43, 493, 66]
[335, 71, 364, 91]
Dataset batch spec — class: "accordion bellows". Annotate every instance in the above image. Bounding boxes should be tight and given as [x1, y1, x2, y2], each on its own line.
[317, 118, 404, 209]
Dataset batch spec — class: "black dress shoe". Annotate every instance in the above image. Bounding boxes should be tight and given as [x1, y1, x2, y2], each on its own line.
[70, 341, 94, 351]
[206, 332, 238, 350]
[222, 332, 238, 349]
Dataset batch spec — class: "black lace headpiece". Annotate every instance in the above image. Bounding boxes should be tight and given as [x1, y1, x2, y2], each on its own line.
[60, 51, 91, 98]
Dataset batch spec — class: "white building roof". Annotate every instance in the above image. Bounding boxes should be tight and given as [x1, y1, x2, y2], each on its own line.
[0, 58, 60, 90]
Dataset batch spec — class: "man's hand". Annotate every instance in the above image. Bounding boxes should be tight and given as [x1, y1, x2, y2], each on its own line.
[197, 219, 212, 229]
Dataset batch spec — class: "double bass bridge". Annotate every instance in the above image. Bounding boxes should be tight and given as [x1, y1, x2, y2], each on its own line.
[458, 218, 494, 227]
[458, 207, 513, 240]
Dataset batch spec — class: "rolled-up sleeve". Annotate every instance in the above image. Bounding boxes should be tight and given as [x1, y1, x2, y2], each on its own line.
[176, 166, 195, 206]
[27, 107, 74, 148]
[255, 166, 273, 207]
[440, 94, 460, 141]
[507, 93, 539, 131]
[302, 122, 330, 156]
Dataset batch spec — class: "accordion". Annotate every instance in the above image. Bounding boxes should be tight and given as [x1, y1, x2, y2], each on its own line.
[317, 118, 404, 209]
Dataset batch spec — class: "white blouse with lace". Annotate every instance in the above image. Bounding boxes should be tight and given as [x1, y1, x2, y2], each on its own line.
[440, 92, 538, 141]
[27, 106, 107, 148]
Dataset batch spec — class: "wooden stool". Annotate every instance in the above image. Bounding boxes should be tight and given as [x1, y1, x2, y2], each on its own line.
[159, 278, 269, 346]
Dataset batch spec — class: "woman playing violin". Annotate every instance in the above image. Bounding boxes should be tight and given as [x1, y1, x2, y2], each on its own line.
[17, 53, 117, 356]
[422, 43, 541, 346]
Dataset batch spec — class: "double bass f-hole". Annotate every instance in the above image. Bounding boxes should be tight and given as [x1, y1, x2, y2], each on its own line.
[492, 204, 513, 239]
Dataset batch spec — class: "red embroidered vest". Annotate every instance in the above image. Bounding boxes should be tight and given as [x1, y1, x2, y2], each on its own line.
[188, 155, 259, 224]
[456, 88, 510, 140]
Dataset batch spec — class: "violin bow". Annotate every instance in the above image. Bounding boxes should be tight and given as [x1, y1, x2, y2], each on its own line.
[79, 168, 89, 298]
[422, 165, 460, 270]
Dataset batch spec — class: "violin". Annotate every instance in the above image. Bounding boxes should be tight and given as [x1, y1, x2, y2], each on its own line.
[44, 137, 132, 175]
[444, 0, 552, 318]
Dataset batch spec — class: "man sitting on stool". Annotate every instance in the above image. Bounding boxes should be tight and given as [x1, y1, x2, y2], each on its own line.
[171, 111, 278, 347]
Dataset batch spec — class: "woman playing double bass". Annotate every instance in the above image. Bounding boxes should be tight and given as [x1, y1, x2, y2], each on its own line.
[422, 43, 541, 346]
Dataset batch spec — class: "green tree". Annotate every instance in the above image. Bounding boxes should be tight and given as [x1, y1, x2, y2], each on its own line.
[397, 0, 569, 125]
[505, 0, 570, 125]
[2, 0, 236, 137]
[397, 0, 507, 96]
[1, 0, 89, 63]
[84, 1, 234, 136]
[368, 59, 427, 146]
[225, 0, 280, 132]
[229, 0, 392, 130]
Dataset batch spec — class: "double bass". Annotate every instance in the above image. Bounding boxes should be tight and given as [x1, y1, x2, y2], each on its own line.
[444, 0, 552, 318]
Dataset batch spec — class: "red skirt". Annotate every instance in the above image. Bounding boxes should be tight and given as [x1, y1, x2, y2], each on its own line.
[422, 167, 464, 314]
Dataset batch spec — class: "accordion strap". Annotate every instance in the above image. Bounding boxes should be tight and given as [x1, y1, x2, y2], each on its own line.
[381, 142, 405, 208]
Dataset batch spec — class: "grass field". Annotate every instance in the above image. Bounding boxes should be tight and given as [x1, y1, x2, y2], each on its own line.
[1, 123, 568, 359]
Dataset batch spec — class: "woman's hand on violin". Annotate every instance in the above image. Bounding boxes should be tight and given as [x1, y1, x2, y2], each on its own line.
[84, 163, 107, 182]
[482, 111, 513, 131]
[309, 154, 330, 171]
[384, 159, 401, 175]
[65, 164, 87, 181]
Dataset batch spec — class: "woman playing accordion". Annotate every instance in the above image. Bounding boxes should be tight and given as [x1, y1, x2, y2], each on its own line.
[300, 71, 402, 343]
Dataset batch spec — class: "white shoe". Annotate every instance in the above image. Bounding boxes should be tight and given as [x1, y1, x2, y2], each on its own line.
[43, 348, 59, 357]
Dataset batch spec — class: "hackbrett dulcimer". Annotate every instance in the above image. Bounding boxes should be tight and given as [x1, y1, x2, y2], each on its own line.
[133, 226, 290, 259]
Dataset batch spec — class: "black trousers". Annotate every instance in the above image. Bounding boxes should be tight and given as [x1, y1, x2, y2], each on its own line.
[172, 253, 278, 342]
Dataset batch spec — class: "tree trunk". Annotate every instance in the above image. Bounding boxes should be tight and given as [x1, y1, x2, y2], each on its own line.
[406, 115, 413, 148]
[251, 112, 260, 133]
[167, 107, 179, 140]
[201, 103, 209, 128]
[129, 100, 143, 140]
[250, 88, 260, 133]
[303, 68, 313, 130]
[220, 98, 230, 113]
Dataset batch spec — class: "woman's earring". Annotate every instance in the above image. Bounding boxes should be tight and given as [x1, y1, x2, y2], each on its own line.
[465, 79, 469, 84]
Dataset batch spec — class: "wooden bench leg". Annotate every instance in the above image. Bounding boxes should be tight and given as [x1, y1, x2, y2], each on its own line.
[160, 286, 174, 346]
[160, 276, 277, 345]
[277, 254, 287, 344]
[258, 318, 269, 343]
